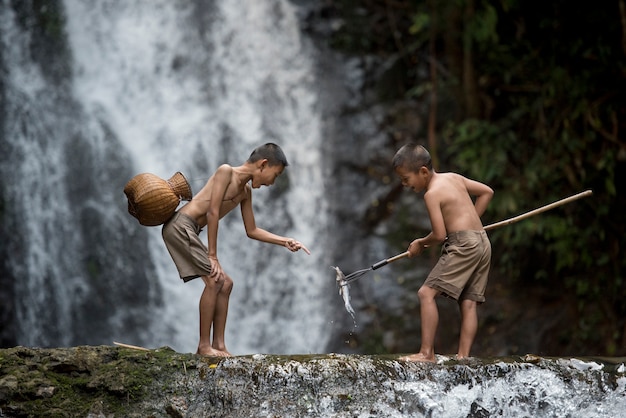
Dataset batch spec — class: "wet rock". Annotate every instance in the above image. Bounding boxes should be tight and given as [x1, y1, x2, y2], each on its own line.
[1, 346, 625, 417]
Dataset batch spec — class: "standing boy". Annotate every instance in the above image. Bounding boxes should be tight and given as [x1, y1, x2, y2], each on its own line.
[162, 143, 310, 357]
[392, 144, 493, 362]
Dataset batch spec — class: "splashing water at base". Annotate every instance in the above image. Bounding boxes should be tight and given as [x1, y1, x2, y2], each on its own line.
[187, 354, 626, 417]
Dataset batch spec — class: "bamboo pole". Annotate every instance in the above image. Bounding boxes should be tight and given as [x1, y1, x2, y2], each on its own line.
[373, 190, 593, 267]
[483, 190, 593, 231]
[113, 341, 150, 351]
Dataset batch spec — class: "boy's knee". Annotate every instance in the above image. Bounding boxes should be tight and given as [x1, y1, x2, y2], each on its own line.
[417, 285, 438, 301]
[459, 299, 477, 310]
[222, 275, 234, 294]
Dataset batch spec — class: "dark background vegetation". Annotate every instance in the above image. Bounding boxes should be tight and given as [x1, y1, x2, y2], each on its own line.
[320, 0, 625, 356]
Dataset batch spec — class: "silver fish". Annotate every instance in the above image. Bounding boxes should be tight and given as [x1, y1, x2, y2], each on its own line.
[333, 266, 355, 318]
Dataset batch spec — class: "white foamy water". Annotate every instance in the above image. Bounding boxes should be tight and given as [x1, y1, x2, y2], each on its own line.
[187, 355, 626, 417]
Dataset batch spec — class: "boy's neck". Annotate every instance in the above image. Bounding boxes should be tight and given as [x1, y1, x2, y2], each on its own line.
[232, 163, 255, 184]
[424, 169, 436, 191]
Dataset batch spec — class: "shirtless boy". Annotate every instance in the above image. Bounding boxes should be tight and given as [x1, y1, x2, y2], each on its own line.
[392, 144, 493, 362]
[162, 143, 310, 357]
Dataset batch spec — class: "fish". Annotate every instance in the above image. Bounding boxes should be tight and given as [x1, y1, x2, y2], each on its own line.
[332, 266, 355, 318]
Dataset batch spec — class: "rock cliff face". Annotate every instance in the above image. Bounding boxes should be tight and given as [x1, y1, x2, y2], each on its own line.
[1, 346, 625, 417]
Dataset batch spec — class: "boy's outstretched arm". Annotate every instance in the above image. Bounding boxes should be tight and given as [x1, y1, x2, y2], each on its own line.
[463, 177, 494, 217]
[239, 190, 311, 254]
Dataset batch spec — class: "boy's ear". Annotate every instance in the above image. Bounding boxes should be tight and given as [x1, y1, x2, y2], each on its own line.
[258, 159, 268, 171]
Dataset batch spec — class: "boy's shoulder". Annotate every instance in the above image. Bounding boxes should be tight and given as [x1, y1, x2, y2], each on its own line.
[216, 163, 233, 172]
[430, 171, 464, 189]
[212, 164, 235, 180]
[439, 171, 464, 179]
[426, 172, 470, 199]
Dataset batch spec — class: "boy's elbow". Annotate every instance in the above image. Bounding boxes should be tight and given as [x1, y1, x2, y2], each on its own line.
[481, 187, 494, 203]
[207, 208, 220, 220]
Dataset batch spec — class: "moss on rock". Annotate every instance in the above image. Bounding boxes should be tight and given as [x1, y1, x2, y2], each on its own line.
[0, 345, 219, 417]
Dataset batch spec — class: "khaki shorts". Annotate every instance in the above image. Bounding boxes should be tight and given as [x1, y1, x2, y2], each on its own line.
[161, 212, 212, 282]
[424, 230, 491, 303]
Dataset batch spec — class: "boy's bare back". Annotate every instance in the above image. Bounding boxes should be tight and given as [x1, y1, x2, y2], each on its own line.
[425, 172, 490, 236]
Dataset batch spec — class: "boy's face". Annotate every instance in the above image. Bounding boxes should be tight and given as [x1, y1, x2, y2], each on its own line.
[251, 162, 284, 188]
[395, 165, 428, 193]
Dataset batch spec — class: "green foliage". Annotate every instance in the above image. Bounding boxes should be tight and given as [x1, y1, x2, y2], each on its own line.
[409, 12, 429, 36]
[420, 0, 626, 354]
[327, 0, 625, 355]
[466, 3, 499, 45]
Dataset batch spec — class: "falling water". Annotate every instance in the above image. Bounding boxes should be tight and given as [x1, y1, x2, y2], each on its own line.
[1, 0, 335, 354]
[62, 0, 334, 354]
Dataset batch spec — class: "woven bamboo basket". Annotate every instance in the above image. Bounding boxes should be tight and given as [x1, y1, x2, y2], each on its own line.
[124, 172, 193, 226]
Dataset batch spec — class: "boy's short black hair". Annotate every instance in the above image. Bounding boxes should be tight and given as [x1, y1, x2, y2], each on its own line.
[247, 143, 289, 167]
[392, 143, 432, 173]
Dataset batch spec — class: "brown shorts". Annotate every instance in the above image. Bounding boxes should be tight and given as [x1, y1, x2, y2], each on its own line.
[424, 230, 491, 303]
[161, 212, 212, 282]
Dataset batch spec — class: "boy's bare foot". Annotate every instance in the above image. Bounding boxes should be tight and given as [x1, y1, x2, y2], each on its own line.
[215, 348, 232, 357]
[399, 353, 436, 363]
[211, 345, 232, 357]
[196, 347, 231, 357]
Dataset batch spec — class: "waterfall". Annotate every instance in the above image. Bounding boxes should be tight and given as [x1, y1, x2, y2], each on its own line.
[1, 0, 336, 354]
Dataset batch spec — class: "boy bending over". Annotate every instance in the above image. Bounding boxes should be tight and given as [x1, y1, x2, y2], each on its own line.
[392, 144, 493, 362]
[162, 143, 310, 357]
